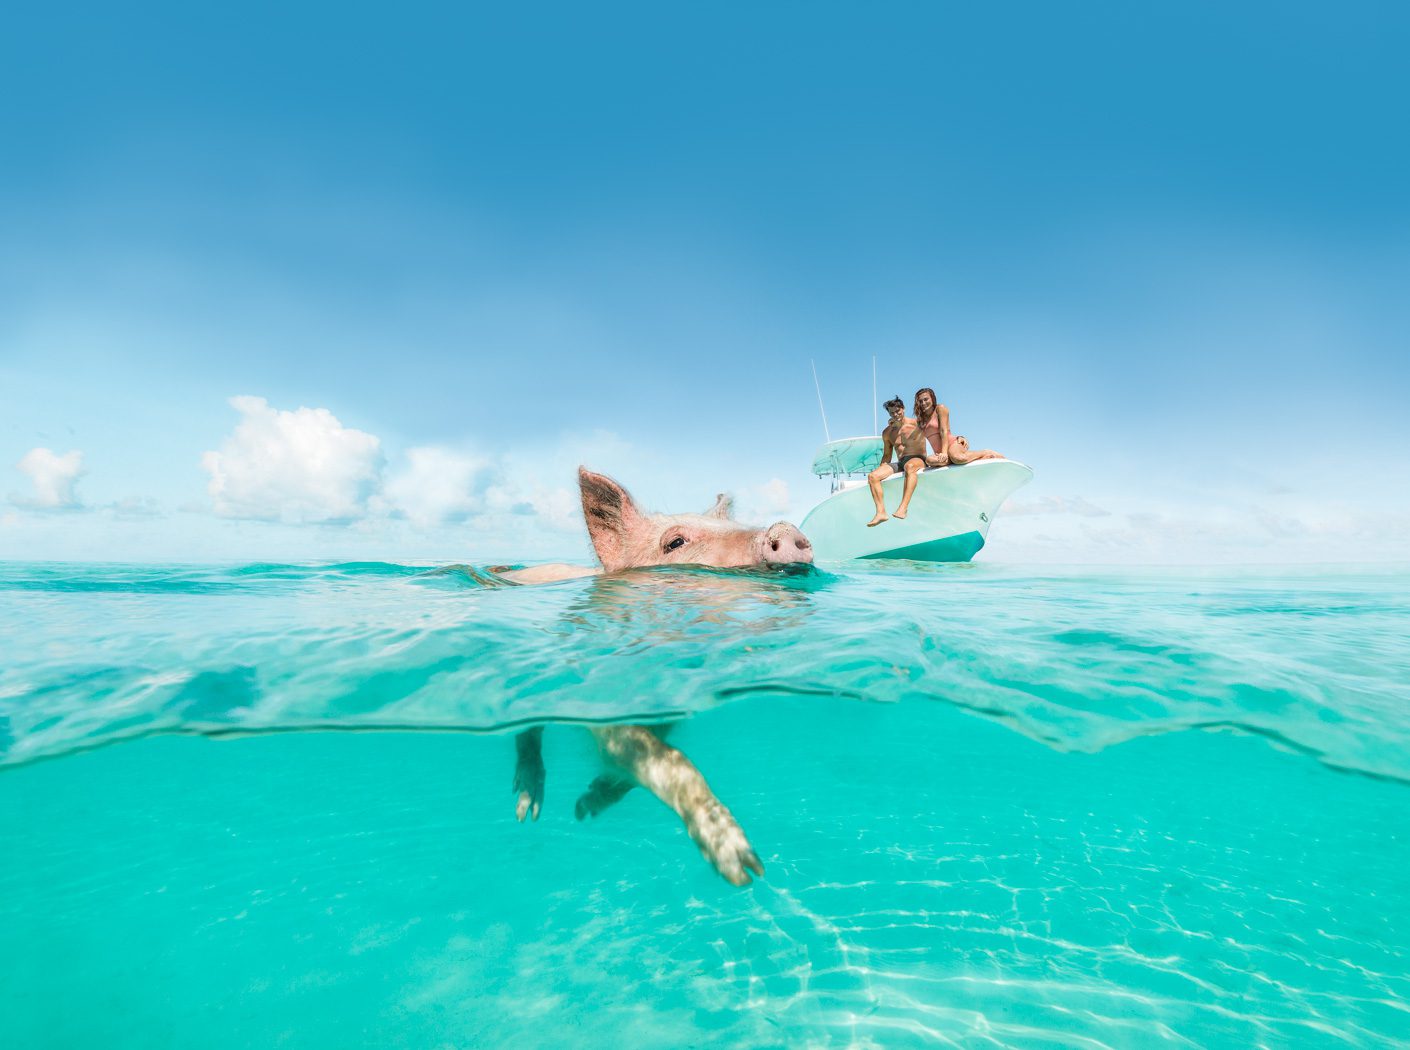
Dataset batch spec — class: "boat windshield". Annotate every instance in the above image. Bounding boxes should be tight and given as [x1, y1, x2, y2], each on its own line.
[811, 437, 884, 477]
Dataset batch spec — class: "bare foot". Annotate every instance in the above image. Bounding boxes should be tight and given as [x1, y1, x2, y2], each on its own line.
[867, 513, 888, 527]
[894, 508, 909, 519]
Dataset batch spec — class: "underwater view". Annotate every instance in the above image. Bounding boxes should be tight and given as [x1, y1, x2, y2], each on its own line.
[2, 560, 1408, 1048]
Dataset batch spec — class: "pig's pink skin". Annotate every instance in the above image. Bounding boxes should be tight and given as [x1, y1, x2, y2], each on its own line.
[497, 468, 812, 584]
[579, 467, 812, 573]
[505, 467, 811, 886]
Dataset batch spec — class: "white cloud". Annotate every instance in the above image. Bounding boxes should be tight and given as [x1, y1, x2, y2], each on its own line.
[197, 396, 604, 542]
[106, 496, 163, 519]
[15, 447, 84, 509]
[986, 493, 1410, 565]
[376, 446, 582, 533]
[1002, 495, 1110, 518]
[202, 396, 384, 523]
[737, 477, 792, 523]
[382, 446, 491, 526]
[489, 483, 580, 530]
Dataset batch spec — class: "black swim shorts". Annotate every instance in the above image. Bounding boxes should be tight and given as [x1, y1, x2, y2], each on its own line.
[893, 455, 926, 472]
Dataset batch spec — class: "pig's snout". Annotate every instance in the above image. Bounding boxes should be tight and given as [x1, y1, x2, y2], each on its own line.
[760, 522, 813, 564]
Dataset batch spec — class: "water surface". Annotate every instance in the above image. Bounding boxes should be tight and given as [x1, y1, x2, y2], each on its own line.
[1, 561, 1406, 1047]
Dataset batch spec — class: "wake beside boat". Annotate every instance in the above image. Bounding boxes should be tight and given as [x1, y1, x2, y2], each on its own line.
[800, 437, 1033, 562]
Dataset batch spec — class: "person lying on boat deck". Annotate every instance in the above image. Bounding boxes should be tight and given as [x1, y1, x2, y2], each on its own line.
[915, 385, 1005, 466]
[866, 397, 927, 527]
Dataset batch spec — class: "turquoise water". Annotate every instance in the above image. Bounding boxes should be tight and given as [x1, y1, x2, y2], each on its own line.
[2, 561, 1408, 1047]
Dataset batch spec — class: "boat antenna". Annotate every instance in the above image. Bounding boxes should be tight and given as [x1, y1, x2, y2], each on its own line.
[871, 355, 877, 434]
[810, 359, 832, 442]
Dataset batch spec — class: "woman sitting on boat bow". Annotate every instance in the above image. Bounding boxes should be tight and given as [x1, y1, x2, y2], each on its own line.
[915, 386, 1003, 466]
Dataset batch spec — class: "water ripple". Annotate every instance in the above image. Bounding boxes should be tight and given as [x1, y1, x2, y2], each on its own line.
[1, 562, 1408, 786]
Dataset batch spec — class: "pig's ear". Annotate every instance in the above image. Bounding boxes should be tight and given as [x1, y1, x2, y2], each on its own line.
[579, 467, 647, 571]
[705, 493, 734, 520]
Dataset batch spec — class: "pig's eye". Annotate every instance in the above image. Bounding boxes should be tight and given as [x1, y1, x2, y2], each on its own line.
[664, 535, 687, 552]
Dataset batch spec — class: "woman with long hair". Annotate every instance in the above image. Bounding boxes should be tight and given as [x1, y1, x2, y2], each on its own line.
[913, 387, 949, 467]
[914, 386, 1004, 465]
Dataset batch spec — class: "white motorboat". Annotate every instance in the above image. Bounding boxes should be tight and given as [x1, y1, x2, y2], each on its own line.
[799, 436, 1033, 561]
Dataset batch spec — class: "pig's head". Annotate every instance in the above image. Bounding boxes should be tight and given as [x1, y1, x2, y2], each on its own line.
[578, 467, 812, 573]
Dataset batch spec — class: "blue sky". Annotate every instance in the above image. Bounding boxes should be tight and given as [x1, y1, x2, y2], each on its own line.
[3, 2, 1407, 563]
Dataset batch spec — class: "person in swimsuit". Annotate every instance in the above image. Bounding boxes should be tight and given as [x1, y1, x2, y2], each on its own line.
[866, 397, 928, 527]
[914, 387, 949, 467]
[915, 385, 1004, 465]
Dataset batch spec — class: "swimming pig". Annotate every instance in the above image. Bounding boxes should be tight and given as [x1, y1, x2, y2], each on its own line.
[503, 468, 812, 886]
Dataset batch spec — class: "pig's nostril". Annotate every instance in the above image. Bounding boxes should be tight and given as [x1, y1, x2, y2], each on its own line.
[770, 539, 781, 551]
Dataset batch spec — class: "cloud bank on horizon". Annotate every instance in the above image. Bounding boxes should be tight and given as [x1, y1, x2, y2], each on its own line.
[2, 395, 801, 563]
[194, 396, 642, 546]
[5, 390, 1407, 565]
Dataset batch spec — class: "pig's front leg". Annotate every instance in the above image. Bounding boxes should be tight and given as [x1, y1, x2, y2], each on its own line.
[592, 724, 764, 886]
[574, 774, 635, 820]
[513, 726, 545, 821]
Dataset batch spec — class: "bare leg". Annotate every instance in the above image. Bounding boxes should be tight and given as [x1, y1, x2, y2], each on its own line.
[592, 724, 763, 886]
[513, 726, 545, 821]
[866, 464, 895, 526]
[894, 460, 924, 518]
[947, 436, 1002, 465]
[575, 774, 635, 819]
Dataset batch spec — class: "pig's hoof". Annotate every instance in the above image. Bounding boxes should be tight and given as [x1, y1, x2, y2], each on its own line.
[574, 775, 634, 820]
[513, 761, 545, 823]
[690, 804, 765, 886]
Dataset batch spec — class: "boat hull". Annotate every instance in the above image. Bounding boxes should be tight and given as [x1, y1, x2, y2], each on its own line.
[799, 459, 1033, 562]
